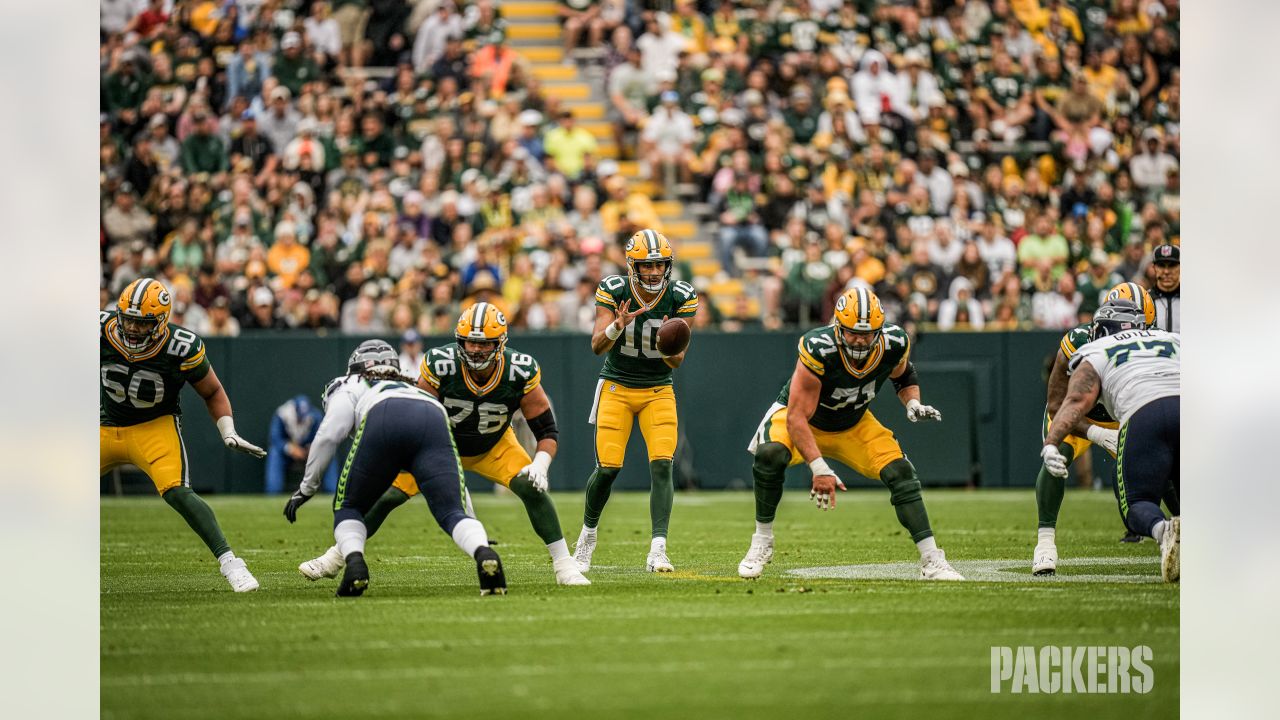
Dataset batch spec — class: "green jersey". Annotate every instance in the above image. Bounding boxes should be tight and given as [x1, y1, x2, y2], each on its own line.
[99, 312, 210, 427]
[777, 324, 911, 432]
[1058, 323, 1114, 423]
[594, 275, 699, 389]
[420, 344, 541, 457]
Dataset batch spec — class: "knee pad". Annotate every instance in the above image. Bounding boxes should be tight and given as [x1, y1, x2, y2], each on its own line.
[593, 466, 621, 484]
[881, 459, 921, 506]
[507, 474, 540, 501]
[161, 485, 193, 506]
[752, 442, 791, 477]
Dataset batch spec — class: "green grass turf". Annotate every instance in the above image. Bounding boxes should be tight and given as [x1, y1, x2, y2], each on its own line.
[101, 490, 1178, 719]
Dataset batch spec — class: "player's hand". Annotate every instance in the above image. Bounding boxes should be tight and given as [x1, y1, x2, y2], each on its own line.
[283, 488, 313, 523]
[1085, 425, 1119, 455]
[613, 299, 643, 332]
[217, 416, 267, 458]
[1041, 445, 1069, 478]
[810, 474, 847, 510]
[224, 433, 267, 458]
[906, 399, 942, 423]
[520, 450, 553, 493]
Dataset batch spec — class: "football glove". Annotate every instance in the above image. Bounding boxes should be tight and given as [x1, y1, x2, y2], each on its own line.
[283, 489, 313, 523]
[216, 416, 267, 458]
[1041, 444, 1069, 478]
[1085, 425, 1120, 455]
[520, 451, 553, 493]
[906, 399, 942, 423]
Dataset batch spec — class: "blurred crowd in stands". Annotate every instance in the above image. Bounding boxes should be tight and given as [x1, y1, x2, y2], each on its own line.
[101, 0, 1180, 337]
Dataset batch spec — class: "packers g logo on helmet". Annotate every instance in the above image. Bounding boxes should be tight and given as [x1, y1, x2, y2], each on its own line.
[116, 278, 172, 352]
[833, 287, 885, 361]
[1105, 282, 1155, 327]
[625, 229, 674, 294]
[455, 302, 507, 371]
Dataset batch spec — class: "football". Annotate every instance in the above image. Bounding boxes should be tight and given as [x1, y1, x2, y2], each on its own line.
[656, 317, 691, 356]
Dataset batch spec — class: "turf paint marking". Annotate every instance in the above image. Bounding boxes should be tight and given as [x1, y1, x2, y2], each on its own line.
[787, 556, 1162, 583]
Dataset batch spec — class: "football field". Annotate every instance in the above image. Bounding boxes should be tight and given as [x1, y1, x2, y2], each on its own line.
[101, 490, 1178, 719]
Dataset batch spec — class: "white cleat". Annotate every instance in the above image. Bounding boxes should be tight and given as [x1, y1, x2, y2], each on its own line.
[222, 557, 260, 592]
[298, 546, 345, 581]
[553, 556, 591, 586]
[1160, 517, 1180, 583]
[646, 550, 674, 573]
[1033, 541, 1058, 576]
[920, 549, 964, 581]
[572, 527, 597, 573]
[738, 533, 775, 579]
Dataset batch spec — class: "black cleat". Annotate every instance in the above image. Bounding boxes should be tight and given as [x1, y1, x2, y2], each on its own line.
[474, 546, 507, 596]
[336, 552, 370, 597]
[1119, 531, 1145, 544]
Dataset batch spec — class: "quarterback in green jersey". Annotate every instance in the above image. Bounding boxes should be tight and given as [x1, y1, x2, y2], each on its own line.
[1033, 282, 1179, 575]
[100, 278, 267, 592]
[573, 229, 699, 574]
[295, 303, 590, 586]
[738, 287, 963, 581]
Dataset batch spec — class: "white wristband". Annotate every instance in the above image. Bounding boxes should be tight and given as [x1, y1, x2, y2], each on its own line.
[531, 450, 553, 474]
[216, 415, 236, 440]
[808, 457, 835, 477]
[605, 323, 623, 341]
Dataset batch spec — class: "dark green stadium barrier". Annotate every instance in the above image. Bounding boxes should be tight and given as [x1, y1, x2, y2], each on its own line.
[103, 330, 1071, 494]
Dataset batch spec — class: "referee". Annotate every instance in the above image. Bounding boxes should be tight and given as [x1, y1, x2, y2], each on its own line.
[1150, 244, 1180, 332]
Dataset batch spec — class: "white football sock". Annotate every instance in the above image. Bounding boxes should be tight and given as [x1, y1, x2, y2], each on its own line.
[755, 521, 774, 538]
[581, 525, 597, 538]
[547, 539, 571, 562]
[650, 536, 666, 554]
[1151, 520, 1167, 545]
[916, 536, 939, 558]
[451, 518, 490, 557]
[334, 519, 367, 558]
[1038, 527, 1056, 544]
[217, 551, 236, 569]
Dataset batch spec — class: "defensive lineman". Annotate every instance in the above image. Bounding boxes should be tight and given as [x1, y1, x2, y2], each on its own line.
[739, 287, 963, 580]
[1042, 300, 1180, 582]
[100, 278, 266, 592]
[1033, 282, 1168, 574]
[574, 229, 699, 573]
[294, 305, 589, 586]
[284, 340, 506, 596]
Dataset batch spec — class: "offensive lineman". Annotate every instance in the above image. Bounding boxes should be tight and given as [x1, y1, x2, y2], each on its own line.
[1042, 300, 1180, 582]
[100, 278, 267, 592]
[574, 229, 699, 573]
[738, 287, 964, 581]
[292, 304, 589, 586]
[284, 340, 506, 596]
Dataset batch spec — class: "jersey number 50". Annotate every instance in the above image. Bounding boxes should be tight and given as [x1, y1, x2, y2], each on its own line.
[101, 364, 164, 408]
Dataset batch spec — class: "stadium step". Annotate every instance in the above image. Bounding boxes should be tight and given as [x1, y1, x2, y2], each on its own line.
[679, 242, 713, 261]
[579, 120, 613, 140]
[691, 258, 722, 277]
[508, 24, 561, 41]
[653, 200, 683, 218]
[715, 295, 760, 317]
[616, 160, 640, 177]
[516, 46, 564, 63]
[540, 82, 592, 100]
[531, 64, 579, 82]
[707, 279, 743, 297]
[564, 100, 605, 120]
[663, 220, 697, 240]
[502, 2, 561, 19]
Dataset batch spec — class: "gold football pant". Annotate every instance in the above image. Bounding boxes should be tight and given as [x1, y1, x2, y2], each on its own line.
[751, 404, 903, 479]
[589, 380, 677, 468]
[100, 415, 189, 494]
[393, 427, 531, 497]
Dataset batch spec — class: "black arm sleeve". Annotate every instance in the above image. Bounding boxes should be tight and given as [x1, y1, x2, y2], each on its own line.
[525, 408, 558, 443]
[891, 362, 920, 394]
